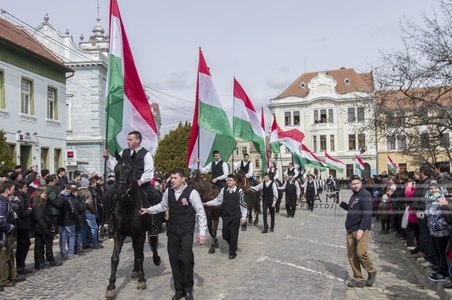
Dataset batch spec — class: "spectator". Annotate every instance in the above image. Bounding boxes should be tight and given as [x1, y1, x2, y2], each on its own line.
[79, 179, 103, 250]
[378, 186, 392, 234]
[13, 181, 33, 275]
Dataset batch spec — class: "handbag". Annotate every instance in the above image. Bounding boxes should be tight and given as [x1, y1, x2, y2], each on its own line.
[401, 206, 410, 229]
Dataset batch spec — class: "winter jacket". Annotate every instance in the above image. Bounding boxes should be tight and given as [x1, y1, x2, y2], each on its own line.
[423, 191, 451, 237]
[378, 197, 391, 220]
[32, 203, 51, 236]
[45, 185, 59, 216]
[13, 191, 32, 230]
[339, 188, 372, 232]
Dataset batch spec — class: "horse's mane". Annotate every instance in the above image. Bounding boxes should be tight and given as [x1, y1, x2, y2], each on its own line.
[187, 175, 219, 202]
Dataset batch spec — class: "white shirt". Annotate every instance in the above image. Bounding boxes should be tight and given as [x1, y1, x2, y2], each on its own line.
[233, 160, 254, 178]
[251, 181, 279, 203]
[145, 183, 207, 236]
[199, 160, 229, 181]
[267, 168, 279, 180]
[284, 167, 299, 178]
[106, 147, 154, 183]
[206, 186, 248, 220]
[302, 180, 318, 194]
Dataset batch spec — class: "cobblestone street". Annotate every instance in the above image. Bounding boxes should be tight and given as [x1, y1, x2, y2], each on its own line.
[2, 189, 445, 299]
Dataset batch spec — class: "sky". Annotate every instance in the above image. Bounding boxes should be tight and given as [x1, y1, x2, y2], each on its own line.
[0, 0, 443, 135]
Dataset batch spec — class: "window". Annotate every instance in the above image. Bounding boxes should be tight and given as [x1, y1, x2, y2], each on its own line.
[348, 108, 355, 122]
[330, 135, 335, 151]
[293, 111, 300, 125]
[357, 107, 365, 122]
[320, 109, 327, 123]
[41, 147, 49, 169]
[397, 111, 406, 126]
[440, 133, 450, 148]
[66, 95, 73, 130]
[328, 109, 333, 123]
[285, 112, 291, 126]
[358, 134, 365, 149]
[348, 134, 356, 150]
[235, 147, 239, 155]
[255, 159, 260, 168]
[47, 87, 58, 120]
[0, 70, 4, 109]
[397, 135, 406, 150]
[54, 148, 62, 174]
[313, 136, 317, 152]
[21, 79, 33, 114]
[241, 147, 247, 155]
[7, 144, 15, 157]
[346, 164, 354, 177]
[387, 135, 396, 150]
[314, 110, 319, 123]
[320, 135, 327, 151]
[420, 133, 429, 147]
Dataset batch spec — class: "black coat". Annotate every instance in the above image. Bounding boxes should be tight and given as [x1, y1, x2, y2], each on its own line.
[13, 191, 32, 230]
[32, 203, 50, 236]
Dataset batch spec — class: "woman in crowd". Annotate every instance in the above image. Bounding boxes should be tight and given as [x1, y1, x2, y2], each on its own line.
[31, 185, 63, 270]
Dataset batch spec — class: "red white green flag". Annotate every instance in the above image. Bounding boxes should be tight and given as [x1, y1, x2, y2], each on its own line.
[388, 155, 399, 174]
[187, 48, 237, 169]
[325, 152, 345, 173]
[106, 0, 158, 154]
[269, 116, 281, 154]
[233, 78, 267, 173]
[293, 144, 326, 169]
[355, 155, 365, 171]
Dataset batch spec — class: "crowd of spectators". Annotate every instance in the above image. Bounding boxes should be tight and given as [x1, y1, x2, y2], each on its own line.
[0, 162, 108, 291]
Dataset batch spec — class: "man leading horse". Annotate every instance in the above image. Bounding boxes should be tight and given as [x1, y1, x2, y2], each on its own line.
[102, 131, 162, 237]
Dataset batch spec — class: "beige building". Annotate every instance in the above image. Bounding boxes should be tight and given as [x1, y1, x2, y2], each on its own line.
[268, 68, 376, 179]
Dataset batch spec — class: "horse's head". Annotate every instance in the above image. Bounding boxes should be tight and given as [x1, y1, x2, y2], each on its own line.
[114, 150, 136, 197]
[187, 175, 219, 202]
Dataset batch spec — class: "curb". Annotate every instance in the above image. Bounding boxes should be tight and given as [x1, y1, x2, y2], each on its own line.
[400, 243, 452, 300]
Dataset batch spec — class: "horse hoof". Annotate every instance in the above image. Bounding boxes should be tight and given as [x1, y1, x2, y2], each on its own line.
[248, 220, 252, 224]
[153, 256, 161, 266]
[137, 281, 147, 290]
[208, 248, 215, 254]
[131, 271, 139, 278]
[105, 289, 116, 299]
[241, 227, 246, 231]
[253, 220, 258, 225]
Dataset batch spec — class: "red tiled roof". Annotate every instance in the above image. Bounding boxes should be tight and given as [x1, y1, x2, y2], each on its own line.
[0, 17, 72, 72]
[274, 68, 374, 99]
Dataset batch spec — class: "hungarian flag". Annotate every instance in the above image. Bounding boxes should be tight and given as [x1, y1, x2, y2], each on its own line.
[355, 155, 365, 171]
[269, 117, 304, 155]
[269, 117, 280, 154]
[325, 152, 345, 173]
[261, 107, 270, 169]
[233, 78, 267, 173]
[293, 144, 326, 169]
[106, 0, 158, 154]
[388, 155, 399, 174]
[187, 48, 236, 169]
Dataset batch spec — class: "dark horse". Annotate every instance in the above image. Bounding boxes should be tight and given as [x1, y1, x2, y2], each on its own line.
[235, 171, 260, 231]
[105, 152, 161, 299]
[187, 175, 222, 254]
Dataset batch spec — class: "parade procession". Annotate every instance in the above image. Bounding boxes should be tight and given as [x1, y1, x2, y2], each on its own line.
[1, 0, 452, 299]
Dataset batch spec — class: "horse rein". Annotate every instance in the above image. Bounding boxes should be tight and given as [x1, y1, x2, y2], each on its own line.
[113, 180, 143, 211]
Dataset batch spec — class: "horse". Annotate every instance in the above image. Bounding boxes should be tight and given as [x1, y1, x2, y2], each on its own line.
[235, 171, 260, 230]
[186, 175, 222, 254]
[105, 152, 161, 299]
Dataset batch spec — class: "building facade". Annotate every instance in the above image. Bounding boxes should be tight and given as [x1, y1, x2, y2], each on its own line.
[0, 17, 72, 173]
[268, 68, 377, 179]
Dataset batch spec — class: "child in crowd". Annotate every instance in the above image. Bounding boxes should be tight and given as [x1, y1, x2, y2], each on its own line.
[378, 186, 393, 234]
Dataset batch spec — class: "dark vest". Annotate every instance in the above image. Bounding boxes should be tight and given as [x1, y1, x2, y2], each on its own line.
[222, 188, 241, 218]
[167, 186, 195, 235]
[262, 181, 274, 202]
[286, 180, 297, 195]
[122, 148, 147, 181]
[306, 181, 315, 193]
[240, 161, 250, 173]
[211, 160, 225, 179]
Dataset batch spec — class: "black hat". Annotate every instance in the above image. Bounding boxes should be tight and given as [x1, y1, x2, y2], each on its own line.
[9, 172, 20, 181]
[41, 169, 50, 177]
[429, 181, 441, 189]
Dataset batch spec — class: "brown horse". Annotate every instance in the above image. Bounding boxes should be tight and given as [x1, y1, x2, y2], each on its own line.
[187, 175, 222, 254]
[235, 171, 261, 231]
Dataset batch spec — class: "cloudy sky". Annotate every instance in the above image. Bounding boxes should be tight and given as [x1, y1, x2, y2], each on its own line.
[0, 0, 442, 135]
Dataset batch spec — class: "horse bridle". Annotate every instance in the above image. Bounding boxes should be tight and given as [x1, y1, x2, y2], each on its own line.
[113, 179, 143, 211]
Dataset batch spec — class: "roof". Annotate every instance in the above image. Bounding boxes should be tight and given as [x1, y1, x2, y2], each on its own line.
[275, 68, 374, 99]
[0, 17, 73, 72]
[376, 86, 452, 109]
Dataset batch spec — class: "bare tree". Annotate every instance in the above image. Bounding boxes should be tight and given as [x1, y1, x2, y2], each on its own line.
[361, 0, 452, 164]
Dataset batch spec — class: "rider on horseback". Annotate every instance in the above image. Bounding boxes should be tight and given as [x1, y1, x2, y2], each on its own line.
[197, 150, 228, 189]
[102, 131, 162, 237]
[233, 153, 257, 186]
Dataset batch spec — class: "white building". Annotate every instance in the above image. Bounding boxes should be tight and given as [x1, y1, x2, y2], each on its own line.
[33, 14, 109, 176]
[0, 17, 72, 173]
[268, 68, 376, 179]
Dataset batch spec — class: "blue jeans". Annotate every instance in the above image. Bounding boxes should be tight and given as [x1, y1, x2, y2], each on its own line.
[418, 217, 437, 265]
[82, 212, 99, 247]
[74, 227, 82, 252]
[58, 225, 75, 257]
